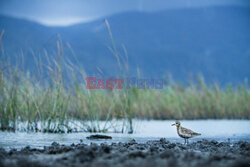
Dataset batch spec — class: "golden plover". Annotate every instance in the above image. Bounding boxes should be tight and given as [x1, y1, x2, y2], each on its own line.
[172, 121, 201, 144]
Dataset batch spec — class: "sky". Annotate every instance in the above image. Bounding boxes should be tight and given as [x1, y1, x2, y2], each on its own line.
[0, 0, 249, 26]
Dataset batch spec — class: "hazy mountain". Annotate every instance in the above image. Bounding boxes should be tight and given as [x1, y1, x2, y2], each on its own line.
[0, 6, 249, 84]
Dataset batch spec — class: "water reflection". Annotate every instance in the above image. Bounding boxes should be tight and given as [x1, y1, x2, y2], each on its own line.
[0, 120, 249, 150]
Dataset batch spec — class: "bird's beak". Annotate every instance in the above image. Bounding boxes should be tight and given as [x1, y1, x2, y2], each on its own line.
[172, 123, 176, 126]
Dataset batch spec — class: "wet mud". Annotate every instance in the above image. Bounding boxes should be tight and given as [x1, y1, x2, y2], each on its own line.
[0, 139, 249, 167]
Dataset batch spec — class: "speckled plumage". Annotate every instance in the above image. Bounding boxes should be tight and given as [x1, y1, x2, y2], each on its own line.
[172, 121, 201, 144]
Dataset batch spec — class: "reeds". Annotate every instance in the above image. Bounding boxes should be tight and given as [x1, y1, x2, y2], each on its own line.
[0, 62, 249, 133]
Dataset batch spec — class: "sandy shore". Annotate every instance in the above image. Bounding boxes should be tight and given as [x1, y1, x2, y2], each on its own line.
[0, 139, 249, 167]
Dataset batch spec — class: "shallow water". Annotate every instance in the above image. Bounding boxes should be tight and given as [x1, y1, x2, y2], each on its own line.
[0, 120, 249, 150]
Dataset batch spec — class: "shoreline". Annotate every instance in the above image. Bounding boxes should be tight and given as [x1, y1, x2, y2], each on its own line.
[0, 139, 249, 167]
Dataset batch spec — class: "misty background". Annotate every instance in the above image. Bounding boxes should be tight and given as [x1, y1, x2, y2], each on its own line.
[0, 0, 250, 84]
[1, 0, 248, 26]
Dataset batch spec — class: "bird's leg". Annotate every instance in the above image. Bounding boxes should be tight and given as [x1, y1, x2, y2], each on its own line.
[184, 139, 186, 145]
[187, 139, 189, 144]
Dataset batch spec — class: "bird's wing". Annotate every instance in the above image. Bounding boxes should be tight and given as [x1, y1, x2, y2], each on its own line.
[180, 127, 201, 135]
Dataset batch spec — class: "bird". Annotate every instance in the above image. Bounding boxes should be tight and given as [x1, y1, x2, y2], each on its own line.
[172, 121, 201, 144]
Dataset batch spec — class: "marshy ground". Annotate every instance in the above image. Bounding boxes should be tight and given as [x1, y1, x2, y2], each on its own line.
[0, 139, 249, 167]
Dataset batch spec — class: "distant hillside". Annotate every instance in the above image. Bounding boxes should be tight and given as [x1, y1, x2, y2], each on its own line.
[0, 6, 250, 84]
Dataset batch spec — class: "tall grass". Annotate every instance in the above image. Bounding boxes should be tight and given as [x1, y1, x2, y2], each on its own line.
[0, 60, 249, 133]
[0, 27, 249, 133]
